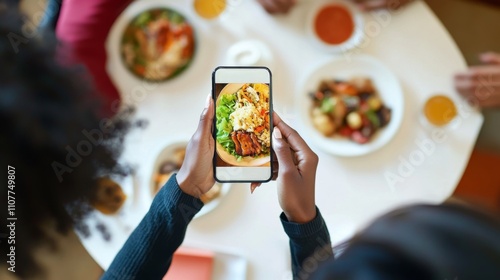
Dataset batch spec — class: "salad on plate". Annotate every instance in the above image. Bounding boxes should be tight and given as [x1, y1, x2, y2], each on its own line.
[216, 83, 271, 165]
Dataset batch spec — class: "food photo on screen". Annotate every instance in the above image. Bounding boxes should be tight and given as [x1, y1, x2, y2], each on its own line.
[214, 83, 271, 167]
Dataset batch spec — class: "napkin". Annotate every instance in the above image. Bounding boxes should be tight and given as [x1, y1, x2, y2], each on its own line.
[163, 247, 214, 280]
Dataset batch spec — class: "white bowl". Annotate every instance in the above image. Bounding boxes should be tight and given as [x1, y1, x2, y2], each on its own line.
[296, 55, 404, 157]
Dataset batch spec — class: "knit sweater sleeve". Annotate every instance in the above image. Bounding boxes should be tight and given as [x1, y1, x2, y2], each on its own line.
[102, 174, 203, 280]
[280, 207, 333, 280]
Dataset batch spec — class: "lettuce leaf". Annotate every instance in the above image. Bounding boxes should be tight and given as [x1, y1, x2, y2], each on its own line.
[216, 94, 238, 157]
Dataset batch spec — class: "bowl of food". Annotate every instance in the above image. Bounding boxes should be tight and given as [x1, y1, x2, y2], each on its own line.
[151, 141, 231, 218]
[91, 177, 128, 215]
[296, 55, 404, 156]
[306, 0, 364, 53]
[120, 7, 195, 82]
[215, 83, 271, 167]
[310, 77, 392, 144]
[91, 174, 137, 215]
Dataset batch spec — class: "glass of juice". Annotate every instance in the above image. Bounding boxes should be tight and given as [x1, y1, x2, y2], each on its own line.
[422, 95, 458, 128]
[194, 0, 226, 19]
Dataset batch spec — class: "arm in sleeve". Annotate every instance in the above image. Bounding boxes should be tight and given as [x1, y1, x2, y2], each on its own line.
[102, 174, 203, 280]
[280, 207, 333, 280]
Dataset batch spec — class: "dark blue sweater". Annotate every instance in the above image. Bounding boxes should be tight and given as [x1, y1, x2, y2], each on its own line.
[102, 174, 332, 279]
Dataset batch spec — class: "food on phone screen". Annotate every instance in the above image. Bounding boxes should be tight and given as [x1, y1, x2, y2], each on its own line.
[121, 8, 195, 81]
[216, 83, 270, 161]
[92, 178, 127, 215]
[309, 77, 391, 144]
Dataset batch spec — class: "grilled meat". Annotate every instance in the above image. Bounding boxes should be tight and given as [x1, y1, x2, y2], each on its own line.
[231, 131, 262, 157]
[231, 132, 242, 155]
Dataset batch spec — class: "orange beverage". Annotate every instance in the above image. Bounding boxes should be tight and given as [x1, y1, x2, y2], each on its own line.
[194, 0, 226, 19]
[424, 95, 457, 126]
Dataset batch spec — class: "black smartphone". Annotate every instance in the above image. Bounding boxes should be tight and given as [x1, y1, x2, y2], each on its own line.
[212, 66, 273, 183]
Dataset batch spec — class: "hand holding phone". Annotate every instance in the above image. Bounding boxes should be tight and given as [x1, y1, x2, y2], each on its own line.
[272, 112, 318, 224]
[176, 95, 216, 198]
[212, 67, 273, 182]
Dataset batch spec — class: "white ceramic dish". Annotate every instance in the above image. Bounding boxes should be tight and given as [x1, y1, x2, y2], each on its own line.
[296, 55, 404, 157]
[106, 0, 199, 87]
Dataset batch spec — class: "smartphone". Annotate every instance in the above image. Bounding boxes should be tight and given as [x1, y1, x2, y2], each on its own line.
[212, 66, 273, 183]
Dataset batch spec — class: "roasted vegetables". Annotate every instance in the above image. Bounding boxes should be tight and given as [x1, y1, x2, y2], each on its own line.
[309, 77, 391, 144]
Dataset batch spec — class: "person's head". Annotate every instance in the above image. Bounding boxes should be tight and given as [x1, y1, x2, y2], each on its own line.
[309, 203, 500, 280]
[0, 7, 137, 277]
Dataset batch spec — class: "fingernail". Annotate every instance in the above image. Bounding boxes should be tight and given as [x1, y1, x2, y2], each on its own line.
[273, 127, 282, 139]
[205, 94, 212, 108]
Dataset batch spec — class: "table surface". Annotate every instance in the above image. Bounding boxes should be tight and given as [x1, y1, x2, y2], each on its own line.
[79, 0, 484, 279]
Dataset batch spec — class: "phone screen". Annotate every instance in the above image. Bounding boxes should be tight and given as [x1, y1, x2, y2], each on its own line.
[212, 67, 273, 182]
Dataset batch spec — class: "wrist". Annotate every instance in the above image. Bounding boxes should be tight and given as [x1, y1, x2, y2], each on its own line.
[284, 207, 317, 224]
[176, 171, 201, 198]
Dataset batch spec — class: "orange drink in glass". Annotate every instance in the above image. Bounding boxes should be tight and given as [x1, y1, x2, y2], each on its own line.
[423, 95, 457, 127]
[194, 0, 226, 19]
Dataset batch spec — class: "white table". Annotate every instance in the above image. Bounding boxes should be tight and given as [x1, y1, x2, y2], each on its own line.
[79, 0, 483, 279]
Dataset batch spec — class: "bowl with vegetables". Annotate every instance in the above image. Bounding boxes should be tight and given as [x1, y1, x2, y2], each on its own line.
[120, 7, 195, 82]
[296, 55, 404, 157]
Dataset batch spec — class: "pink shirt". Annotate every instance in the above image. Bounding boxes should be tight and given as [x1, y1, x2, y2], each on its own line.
[56, 0, 131, 117]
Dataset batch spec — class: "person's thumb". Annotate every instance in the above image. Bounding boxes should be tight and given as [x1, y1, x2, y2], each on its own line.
[198, 94, 214, 136]
[272, 127, 295, 174]
[480, 52, 500, 65]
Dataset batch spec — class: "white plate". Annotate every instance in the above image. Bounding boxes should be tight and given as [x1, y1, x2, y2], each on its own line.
[296, 55, 404, 157]
[150, 140, 232, 218]
[306, 0, 364, 54]
[215, 83, 271, 167]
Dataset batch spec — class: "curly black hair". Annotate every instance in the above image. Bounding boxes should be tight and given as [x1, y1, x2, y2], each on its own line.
[0, 7, 139, 278]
